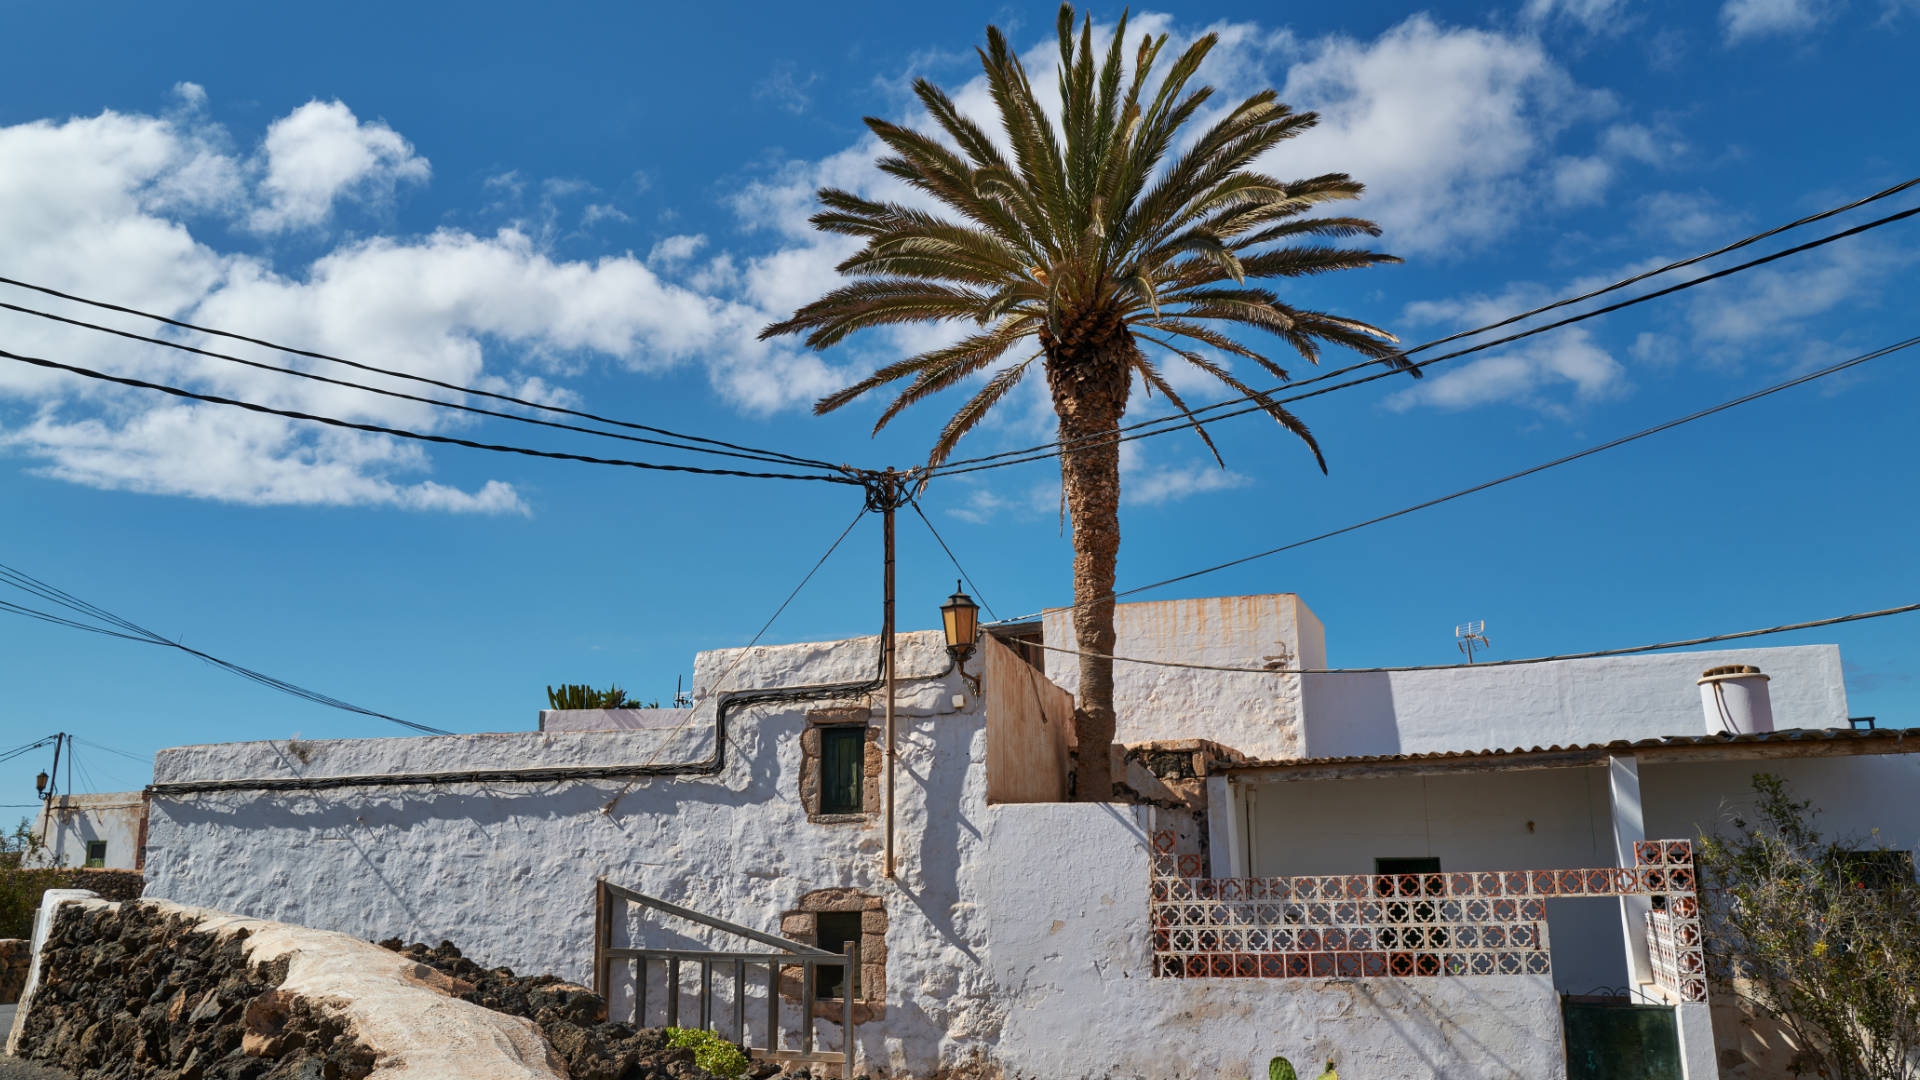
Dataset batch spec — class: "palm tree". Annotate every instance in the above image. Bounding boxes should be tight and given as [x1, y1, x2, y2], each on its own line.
[763, 5, 1409, 800]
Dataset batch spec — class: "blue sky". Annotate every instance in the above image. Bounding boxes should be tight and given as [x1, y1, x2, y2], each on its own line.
[3, 0, 1917, 804]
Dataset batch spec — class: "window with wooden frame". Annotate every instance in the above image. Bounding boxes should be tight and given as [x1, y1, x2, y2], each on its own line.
[84, 840, 107, 868]
[800, 707, 879, 824]
[819, 726, 865, 815]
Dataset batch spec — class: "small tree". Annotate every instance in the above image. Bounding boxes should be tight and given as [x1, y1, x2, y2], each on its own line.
[1697, 774, 1920, 1079]
[2, 816, 51, 937]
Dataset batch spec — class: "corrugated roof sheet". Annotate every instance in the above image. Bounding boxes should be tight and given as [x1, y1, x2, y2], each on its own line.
[1221, 725, 1919, 773]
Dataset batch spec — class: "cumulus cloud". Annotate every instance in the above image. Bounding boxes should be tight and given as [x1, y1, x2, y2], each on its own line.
[1722, 0, 1835, 41]
[248, 101, 430, 232]
[1523, 0, 1636, 31]
[1271, 15, 1611, 252]
[0, 95, 843, 515]
[1383, 328, 1626, 415]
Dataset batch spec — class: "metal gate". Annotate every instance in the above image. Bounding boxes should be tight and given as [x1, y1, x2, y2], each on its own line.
[593, 879, 861, 1078]
[1563, 999, 1682, 1080]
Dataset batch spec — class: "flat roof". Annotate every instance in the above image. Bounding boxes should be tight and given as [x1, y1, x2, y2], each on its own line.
[1220, 726, 1920, 783]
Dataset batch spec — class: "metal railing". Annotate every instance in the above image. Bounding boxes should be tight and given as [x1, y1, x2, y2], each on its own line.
[594, 880, 861, 1078]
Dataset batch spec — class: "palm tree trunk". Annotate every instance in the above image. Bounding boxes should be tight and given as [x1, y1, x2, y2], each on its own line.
[1046, 340, 1130, 803]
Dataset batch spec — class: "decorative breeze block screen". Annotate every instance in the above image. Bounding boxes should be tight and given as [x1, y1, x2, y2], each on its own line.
[1148, 831, 1705, 1002]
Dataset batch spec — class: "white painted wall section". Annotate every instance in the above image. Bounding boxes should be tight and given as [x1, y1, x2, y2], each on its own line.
[1608, 755, 1653, 988]
[1042, 594, 1319, 760]
[1302, 644, 1846, 759]
[33, 793, 146, 869]
[985, 803, 1568, 1080]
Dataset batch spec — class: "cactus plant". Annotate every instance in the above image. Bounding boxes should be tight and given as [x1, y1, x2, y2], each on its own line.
[1269, 1057, 1337, 1080]
[545, 683, 657, 709]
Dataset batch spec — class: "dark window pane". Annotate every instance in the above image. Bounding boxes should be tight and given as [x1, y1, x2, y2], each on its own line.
[820, 727, 864, 815]
[815, 911, 863, 999]
[85, 841, 107, 868]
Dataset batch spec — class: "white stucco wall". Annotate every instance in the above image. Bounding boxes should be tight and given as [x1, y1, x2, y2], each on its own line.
[985, 803, 1569, 1080]
[146, 630, 1002, 1076]
[1042, 594, 1318, 760]
[33, 793, 147, 869]
[1301, 644, 1848, 759]
[1240, 768, 1629, 996]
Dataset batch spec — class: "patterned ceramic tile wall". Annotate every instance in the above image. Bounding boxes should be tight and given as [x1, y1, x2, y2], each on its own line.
[1148, 831, 1705, 1001]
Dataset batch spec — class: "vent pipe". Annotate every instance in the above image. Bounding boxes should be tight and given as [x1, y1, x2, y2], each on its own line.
[1698, 664, 1774, 735]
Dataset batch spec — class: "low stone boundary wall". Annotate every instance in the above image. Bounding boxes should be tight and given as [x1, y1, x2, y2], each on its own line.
[0, 938, 25, 1004]
[9, 895, 566, 1079]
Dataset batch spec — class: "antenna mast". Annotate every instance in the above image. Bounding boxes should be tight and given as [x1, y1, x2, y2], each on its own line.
[1455, 620, 1491, 664]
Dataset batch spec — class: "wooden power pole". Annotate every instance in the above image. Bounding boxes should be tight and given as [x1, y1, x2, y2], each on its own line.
[880, 468, 899, 879]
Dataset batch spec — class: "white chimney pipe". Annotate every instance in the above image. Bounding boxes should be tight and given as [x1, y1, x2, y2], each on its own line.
[1698, 665, 1774, 735]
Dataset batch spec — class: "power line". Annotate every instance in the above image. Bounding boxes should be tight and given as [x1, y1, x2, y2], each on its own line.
[0, 274, 839, 471]
[1016, 602, 1920, 675]
[929, 183, 1920, 477]
[74, 738, 151, 766]
[907, 498, 1000, 622]
[0, 345, 861, 484]
[984, 332, 1920, 624]
[604, 501, 874, 804]
[0, 299, 848, 471]
[0, 561, 452, 736]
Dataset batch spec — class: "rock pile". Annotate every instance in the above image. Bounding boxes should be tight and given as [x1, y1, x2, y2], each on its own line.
[18, 901, 377, 1080]
[1, 937, 28, 1004]
[375, 939, 768, 1080]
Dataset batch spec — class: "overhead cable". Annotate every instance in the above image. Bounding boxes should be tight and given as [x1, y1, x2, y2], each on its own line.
[1016, 602, 1920, 675]
[907, 498, 1001, 622]
[0, 561, 451, 736]
[0, 274, 838, 471]
[0, 346, 861, 484]
[930, 184, 1920, 476]
[985, 332, 1920, 624]
[0, 299, 847, 471]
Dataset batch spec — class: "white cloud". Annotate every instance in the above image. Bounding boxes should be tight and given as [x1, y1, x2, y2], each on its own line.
[1384, 328, 1627, 415]
[0, 96, 846, 515]
[1681, 240, 1915, 350]
[249, 100, 429, 233]
[648, 234, 708, 266]
[1722, 0, 1835, 41]
[1551, 155, 1616, 207]
[755, 64, 819, 116]
[1636, 190, 1740, 243]
[1272, 15, 1611, 252]
[1522, 0, 1634, 31]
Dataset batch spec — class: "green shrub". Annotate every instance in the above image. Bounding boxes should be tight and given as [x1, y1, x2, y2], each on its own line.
[665, 1027, 749, 1080]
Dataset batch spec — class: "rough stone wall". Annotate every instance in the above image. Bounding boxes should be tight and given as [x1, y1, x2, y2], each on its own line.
[0, 938, 26, 1004]
[14, 896, 565, 1079]
[146, 631, 997, 1078]
[16, 899, 380, 1078]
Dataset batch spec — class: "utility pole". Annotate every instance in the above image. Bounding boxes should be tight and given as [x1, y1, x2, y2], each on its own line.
[856, 468, 909, 880]
[882, 470, 898, 879]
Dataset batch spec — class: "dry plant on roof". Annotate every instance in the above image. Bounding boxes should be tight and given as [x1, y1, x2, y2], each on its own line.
[763, 5, 1409, 800]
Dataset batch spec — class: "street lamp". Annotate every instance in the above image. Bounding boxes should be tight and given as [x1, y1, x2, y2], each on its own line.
[940, 581, 980, 661]
[35, 770, 49, 799]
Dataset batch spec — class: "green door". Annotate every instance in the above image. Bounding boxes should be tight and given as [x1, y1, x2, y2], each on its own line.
[1563, 1001, 1682, 1080]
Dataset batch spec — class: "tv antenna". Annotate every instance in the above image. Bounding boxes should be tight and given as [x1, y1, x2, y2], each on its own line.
[1455, 620, 1491, 664]
[672, 674, 694, 710]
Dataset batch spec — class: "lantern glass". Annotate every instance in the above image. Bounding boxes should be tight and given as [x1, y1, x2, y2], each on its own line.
[941, 581, 979, 658]
[35, 770, 49, 796]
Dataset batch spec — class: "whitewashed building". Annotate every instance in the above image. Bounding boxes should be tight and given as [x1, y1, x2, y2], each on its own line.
[31, 792, 148, 870]
[138, 594, 1917, 1080]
